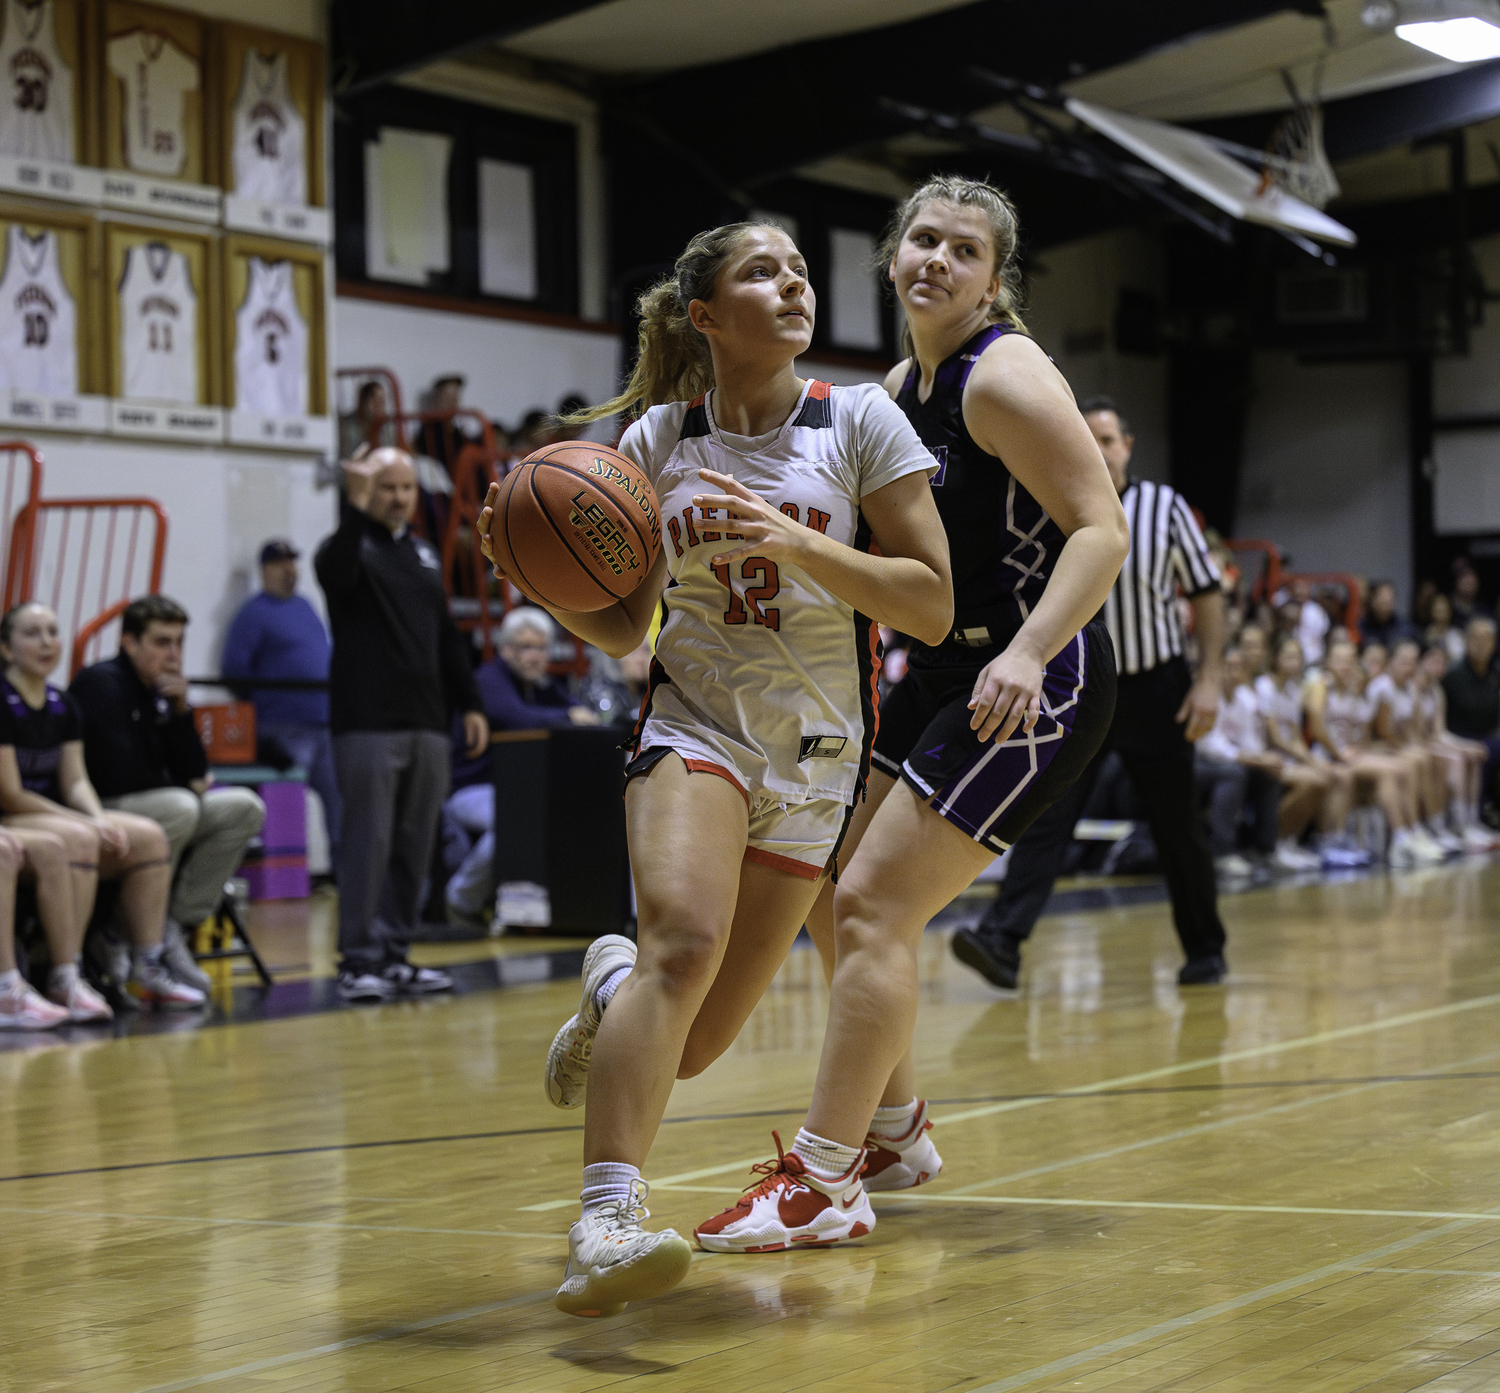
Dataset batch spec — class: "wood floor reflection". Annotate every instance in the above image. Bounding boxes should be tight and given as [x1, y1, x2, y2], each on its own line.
[3, 860, 1499, 1392]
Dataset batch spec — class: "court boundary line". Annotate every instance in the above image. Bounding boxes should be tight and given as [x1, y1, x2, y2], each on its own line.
[881, 1194, 1500, 1222]
[126, 1288, 555, 1393]
[0, 1203, 565, 1240]
[517, 994, 1500, 1207]
[966, 1219, 1483, 1393]
[9, 1067, 1494, 1189]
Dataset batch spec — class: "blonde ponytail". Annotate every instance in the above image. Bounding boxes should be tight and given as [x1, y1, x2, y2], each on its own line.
[561, 221, 784, 426]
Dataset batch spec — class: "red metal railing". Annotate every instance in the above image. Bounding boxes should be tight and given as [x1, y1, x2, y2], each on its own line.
[1281, 571, 1364, 636]
[0, 441, 44, 608]
[6, 497, 169, 676]
[1225, 538, 1284, 608]
[334, 365, 406, 425]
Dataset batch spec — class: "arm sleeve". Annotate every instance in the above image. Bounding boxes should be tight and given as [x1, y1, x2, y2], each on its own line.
[163, 710, 208, 784]
[1166, 492, 1222, 597]
[439, 612, 481, 716]
[220, 603, 261, 679]
[479, 663, 575, 731]
[848, 386, 939, 499]
[60, 692, 82, 743]
[314, 501, 372, 599]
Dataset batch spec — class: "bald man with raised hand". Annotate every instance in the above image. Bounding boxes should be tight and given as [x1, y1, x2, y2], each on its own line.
[316, 447, 488, 1002]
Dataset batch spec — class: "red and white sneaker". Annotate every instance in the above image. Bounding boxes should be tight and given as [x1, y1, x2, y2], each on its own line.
[126, 958, 206, 1010]
[694, 1132, 875, 1253]
[862, 1099, 943, 1192]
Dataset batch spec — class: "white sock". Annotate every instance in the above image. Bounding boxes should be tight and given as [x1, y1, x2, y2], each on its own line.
[1392, 827, 1412, 847]
[1427, 815, 1447, 835]
[792, 1127, 861, 1183]
[596, 967, 629, 1013]
[0, 968, 19, 993]
[869, 1099, 919, 1143]
[135, 944, 164, 970]
[49, 962, 78, 992]
[580, 1161, 640, 1217]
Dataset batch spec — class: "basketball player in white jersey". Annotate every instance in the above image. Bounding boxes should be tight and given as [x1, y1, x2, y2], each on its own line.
[234, 257, 306, 417]
[0, 0, 73, 162]
[231, 49, 305, 205]
[692, 177, 1126, 1254]
[118, 241, 196, 404]
[106, 29, 196, 178]
[478, 221, 953, 1317]
[0, 224, 75, 396]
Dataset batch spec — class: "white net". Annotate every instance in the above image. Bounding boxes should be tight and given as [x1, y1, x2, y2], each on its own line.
[1259, 67, 1340, 210]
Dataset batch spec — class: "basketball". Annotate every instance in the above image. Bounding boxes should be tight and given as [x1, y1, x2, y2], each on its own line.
[487, 441, 663, 612]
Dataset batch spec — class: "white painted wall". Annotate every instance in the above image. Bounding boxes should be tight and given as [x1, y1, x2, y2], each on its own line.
[1236, 353, 1412, 602]
[334, 296, 621, 432]
[1025, 227, 1170, 483]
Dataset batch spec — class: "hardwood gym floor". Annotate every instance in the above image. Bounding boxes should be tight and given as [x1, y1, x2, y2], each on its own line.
[3, 860, 1499, 1392]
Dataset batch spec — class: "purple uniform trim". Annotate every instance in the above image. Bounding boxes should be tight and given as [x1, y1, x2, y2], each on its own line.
[902, 629, 1091, 852]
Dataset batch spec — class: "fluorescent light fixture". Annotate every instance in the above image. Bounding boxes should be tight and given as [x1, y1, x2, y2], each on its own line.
[1395, 14, 1500, 57]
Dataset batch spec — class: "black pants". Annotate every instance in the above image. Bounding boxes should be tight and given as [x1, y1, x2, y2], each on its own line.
[977, 656, 1226, 963]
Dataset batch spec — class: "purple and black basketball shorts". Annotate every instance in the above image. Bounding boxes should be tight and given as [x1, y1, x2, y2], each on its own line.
[872, 617, 1116, 854]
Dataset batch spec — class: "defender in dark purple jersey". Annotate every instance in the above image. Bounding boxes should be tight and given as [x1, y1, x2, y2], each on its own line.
[696, 177, 1127, 1251]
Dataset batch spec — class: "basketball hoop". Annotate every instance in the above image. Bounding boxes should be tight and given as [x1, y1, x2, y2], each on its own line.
[1258, 67, 1341, 210]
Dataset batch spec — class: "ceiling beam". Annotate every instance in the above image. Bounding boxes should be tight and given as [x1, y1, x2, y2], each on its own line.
[331, 1, 610, 95]
[611, 0, 1316, 190]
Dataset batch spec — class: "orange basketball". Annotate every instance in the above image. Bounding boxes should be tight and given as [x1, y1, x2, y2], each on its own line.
[487, 441, 662, 612]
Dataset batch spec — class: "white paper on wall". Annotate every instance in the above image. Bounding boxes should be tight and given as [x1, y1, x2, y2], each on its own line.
[1433, 429, 1500, 536]
[828, 227, 881, 351]
[478, 157, 536, 300]
[363, 127, 450, 285]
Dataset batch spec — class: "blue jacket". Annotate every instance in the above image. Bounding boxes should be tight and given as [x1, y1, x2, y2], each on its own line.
[451, 656, 574, 790]
[222, 591, 332, 726]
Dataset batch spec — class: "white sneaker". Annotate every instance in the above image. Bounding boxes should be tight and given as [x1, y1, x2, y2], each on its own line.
[1430, 826, 1465, 856]
[1273, 840, 1321, 872]
[694, 1132, 875, 1253]
[47, 969, 113, 1023]
[1463, 825, 1499, 853]
[555, 1179, 692, 1318]
[0, 977, 69, 1030]
[862, 1100, 943, 1191]
[545, 934, 637, 1109]
[126, 957, 206, 1010]
[1409, 828, 1449, 865]
[1215, 853, 1255, 879]
[1388, 833, 1421, 869]
[161, 919, 211, 992]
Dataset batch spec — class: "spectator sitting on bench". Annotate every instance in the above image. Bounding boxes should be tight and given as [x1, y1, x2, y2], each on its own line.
[0, 603, 197, 1012]
[442, 608, 598, 932]
[70, 595, 265, 990]
[222, 538, 341, 863]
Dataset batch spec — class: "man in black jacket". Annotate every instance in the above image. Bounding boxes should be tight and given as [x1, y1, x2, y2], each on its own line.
[71, 594, 266, 991]
[317, 447, 487, 1002]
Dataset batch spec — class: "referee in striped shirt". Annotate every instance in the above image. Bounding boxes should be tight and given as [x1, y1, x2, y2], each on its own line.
[953, 396, 1230, 986]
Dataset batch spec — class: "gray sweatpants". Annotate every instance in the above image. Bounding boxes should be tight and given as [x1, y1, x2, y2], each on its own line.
[333, 730, 450, 971]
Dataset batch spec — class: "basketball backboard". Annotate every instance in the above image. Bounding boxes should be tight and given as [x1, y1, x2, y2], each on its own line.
[1065, 98, 1358, 247]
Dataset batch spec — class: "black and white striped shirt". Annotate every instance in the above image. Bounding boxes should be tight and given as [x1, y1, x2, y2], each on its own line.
[1103, 479, 1221, 676]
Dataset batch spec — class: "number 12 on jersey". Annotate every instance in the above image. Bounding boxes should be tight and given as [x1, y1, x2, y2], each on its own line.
[710, 556, 780, 631]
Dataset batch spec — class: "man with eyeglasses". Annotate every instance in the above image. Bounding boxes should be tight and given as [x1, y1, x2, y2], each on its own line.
[443, 607, 599, 932]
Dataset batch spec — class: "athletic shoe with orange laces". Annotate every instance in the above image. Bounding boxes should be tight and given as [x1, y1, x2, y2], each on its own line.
[694, 1131, 875, 1253]
[861, 1099, 943, 1192]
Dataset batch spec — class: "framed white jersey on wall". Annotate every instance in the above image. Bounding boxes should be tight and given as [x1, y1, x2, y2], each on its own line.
[222, 231, 324, 419]
[0, 203, 98, 396]
[106, 221, 217, 404]
[0, 0, 82, 164]
[213, 23, 324, 209]
[101, 0, 204, 184]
